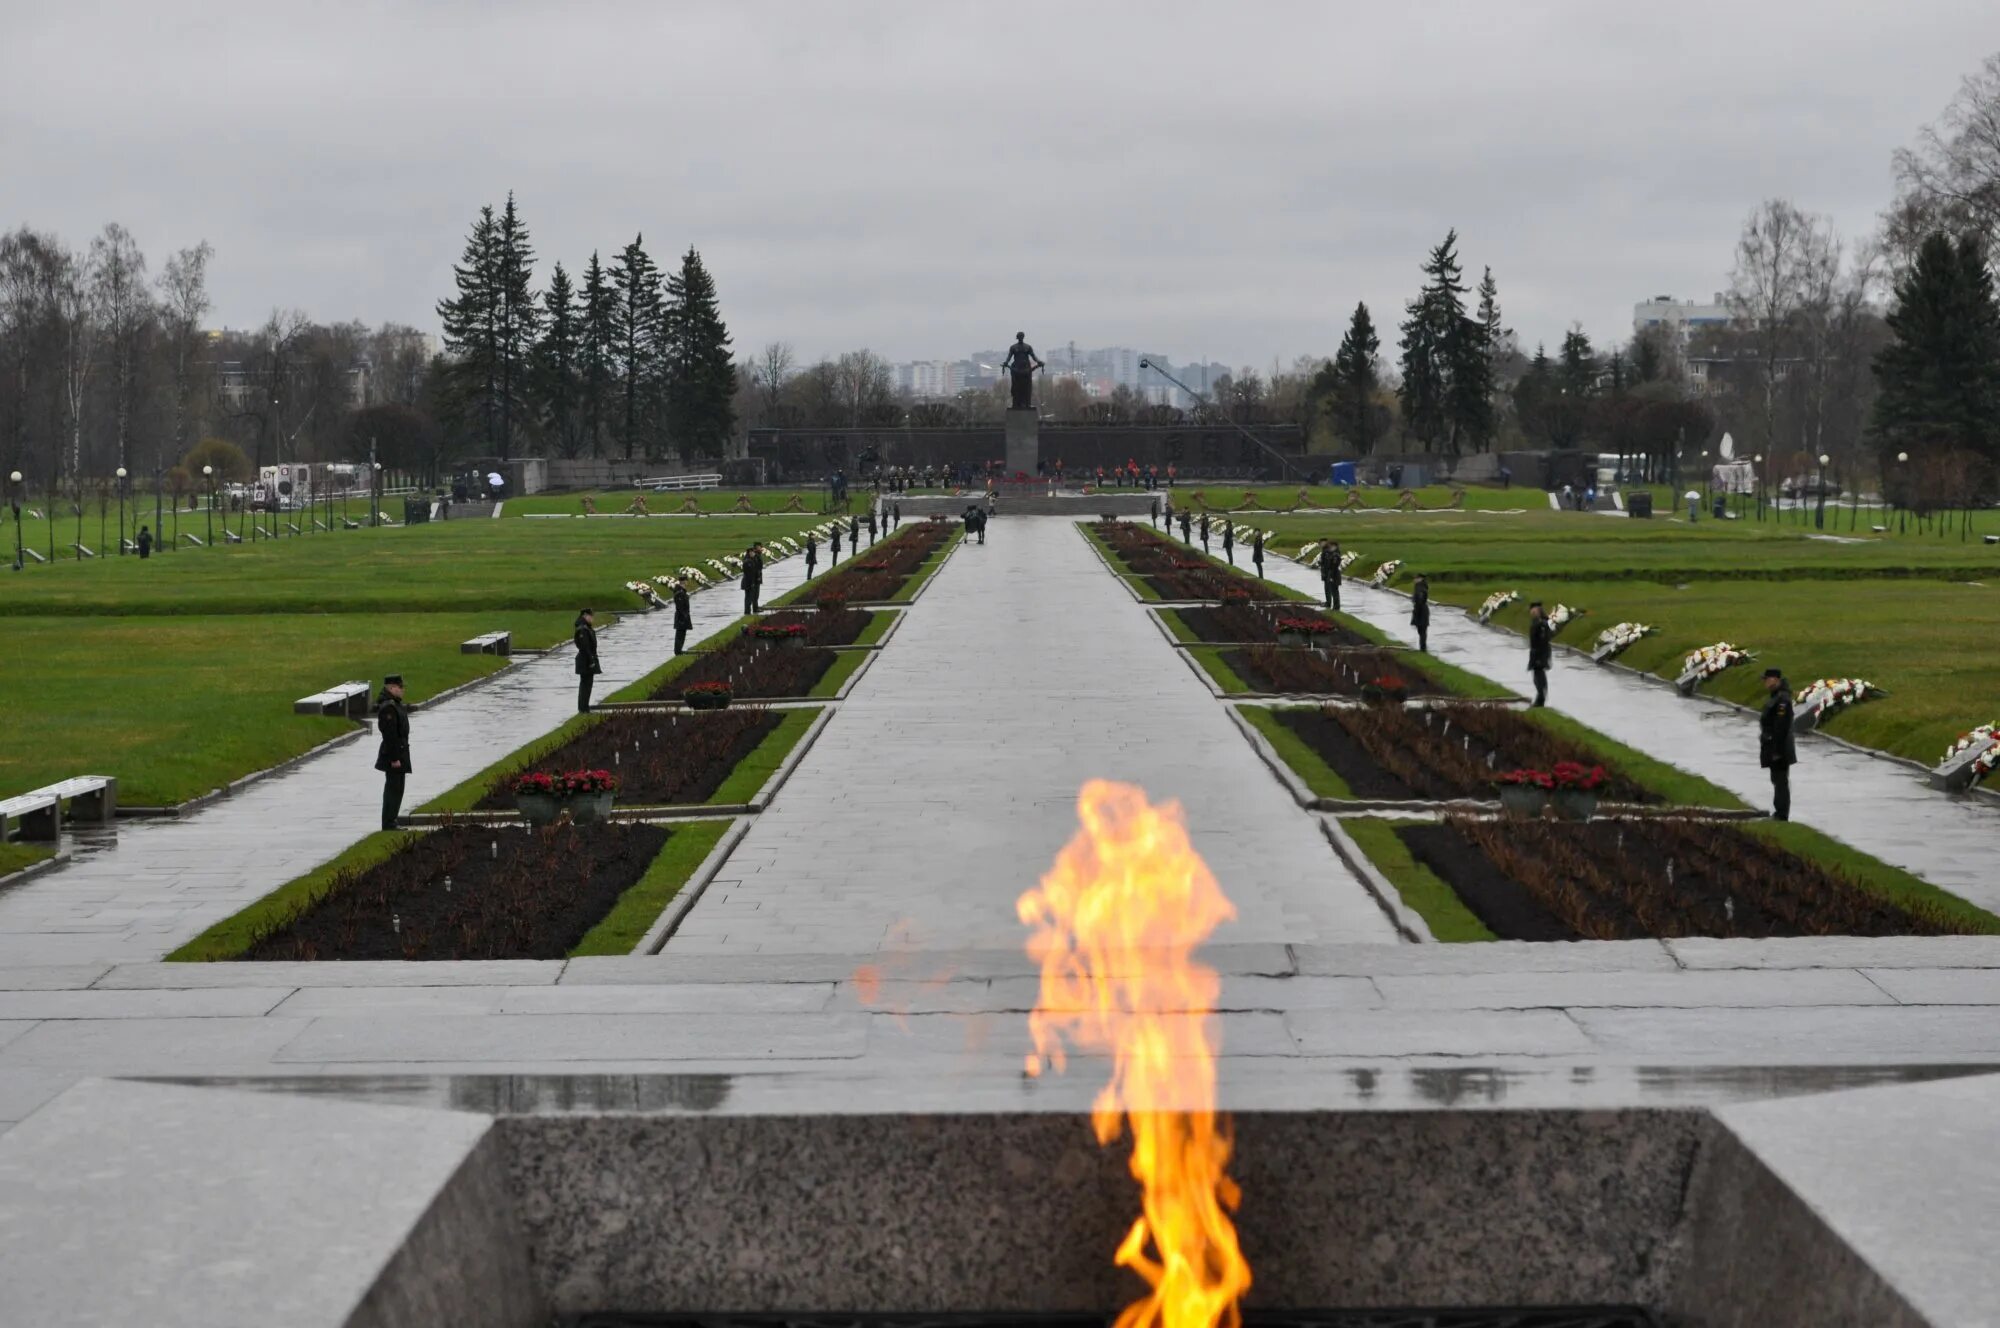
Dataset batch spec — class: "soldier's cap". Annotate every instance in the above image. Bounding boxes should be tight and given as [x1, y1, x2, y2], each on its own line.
[1763, 667, 1784, 679]
[384, 674, 404, 686]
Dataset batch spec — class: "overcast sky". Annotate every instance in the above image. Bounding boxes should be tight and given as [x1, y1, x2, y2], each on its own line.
[7, 1, 1999, 371]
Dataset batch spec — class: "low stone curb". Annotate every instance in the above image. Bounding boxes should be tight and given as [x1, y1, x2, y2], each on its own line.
[0, 847, 70, 893]
[640, 815, 756, 953]
[1316, 815, 1435, 943]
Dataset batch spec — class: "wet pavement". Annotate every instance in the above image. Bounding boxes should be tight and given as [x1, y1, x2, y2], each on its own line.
[1252, 547, 2000, 914]
[665, 516, 1401, 954]
[0, 545, 836, 964]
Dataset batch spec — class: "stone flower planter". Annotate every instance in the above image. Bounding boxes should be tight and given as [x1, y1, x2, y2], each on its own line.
[564, 792, 615, 825]
[1277, 629, 1309, 648]
[516, 791, 616, 825]
[683, 690, 732, 711]
[1498, 785, 1547, 817]
[1551, 790, 1599, 821]
[515, 792, 563, 826]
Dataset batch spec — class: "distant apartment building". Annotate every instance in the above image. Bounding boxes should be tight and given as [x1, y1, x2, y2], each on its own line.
[1634, 294, 1733, 341]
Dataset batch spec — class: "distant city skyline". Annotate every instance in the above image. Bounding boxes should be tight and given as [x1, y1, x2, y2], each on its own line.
[885, 345, 1245, 404]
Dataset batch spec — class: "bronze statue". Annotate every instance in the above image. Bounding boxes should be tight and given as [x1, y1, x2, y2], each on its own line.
[1000, 331, 1043, 410]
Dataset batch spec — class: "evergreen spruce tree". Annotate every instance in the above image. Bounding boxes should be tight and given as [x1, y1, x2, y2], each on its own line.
[662, 247, 737, 460]
[492, 192, 540, 459]
[1512, 344, 1555, 446]
[580, 252, 615, 458]
[1329, 301, 1382, 454]
[1551, 329, 1598, 449]
[533, 262, 582, 457]
[436, 205, 500, 453]
[608, 235, 664, 460]
[1872, 232, 2000, 475]
[1398, 230, 1467, 451]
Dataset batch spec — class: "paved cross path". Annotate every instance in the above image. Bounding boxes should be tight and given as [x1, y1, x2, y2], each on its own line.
[667, 516, 1401, 956]
[1252, 544, 2000, 914]
[0, 546, 831, 965]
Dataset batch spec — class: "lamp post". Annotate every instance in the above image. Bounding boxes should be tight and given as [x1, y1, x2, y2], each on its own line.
[1896, 451, 1909, 534]
[371, 461, 382, 528]
[1753, 454, 1765, 522]
[115, 467, 127, 554]
[152, 463, 162, 554]
[1814, 453, 1830, 530]
[203, 464, 214, 547]
[8, 471, 22, 572]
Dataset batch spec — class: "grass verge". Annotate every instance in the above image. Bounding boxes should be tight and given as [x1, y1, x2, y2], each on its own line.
[1743, 820, 2000, 934]
[1239, 706, 1354, 799]
[1339, 816, 1497, 942]
[0, 843, 55, 879]
[709, 707, 822, 804]
[568, 819, 734, 955]
[809, 651, 870, 698]
[1186, 646, 1252, 694]
[1518, 708, 1747, 810]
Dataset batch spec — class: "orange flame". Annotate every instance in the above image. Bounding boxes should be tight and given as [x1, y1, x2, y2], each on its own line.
[1018, 779, 1249, 1328]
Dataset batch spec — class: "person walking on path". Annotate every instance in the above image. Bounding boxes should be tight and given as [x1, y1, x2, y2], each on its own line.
[1251, 529, 1265, 578]
[1410, 574, 1431, 652]
[741, 545, 764, 616]
[804, 532, 818, 578]
[672, 579, 693, 656]
[1760, 667, 1797, 821]
[573, 609, 601, 713]
[374, 674, 411, 831]
[1321, 542, 1342, 611]
[1199, 513, 1211, 553]
[1222, 522, 1235, 566]
[1527, 600, 1553, 707]
[136, 525, 153, 559]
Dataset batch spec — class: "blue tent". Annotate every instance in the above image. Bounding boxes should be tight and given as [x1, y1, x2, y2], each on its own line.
[1329, 461, 1357, 486]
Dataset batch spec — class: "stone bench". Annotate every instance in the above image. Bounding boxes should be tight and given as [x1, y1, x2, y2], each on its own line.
[1931, 736, 2000, 792]
[294, 681, 371, 718]
[461, 630, 512, 656]
[0, 775, 114, 843]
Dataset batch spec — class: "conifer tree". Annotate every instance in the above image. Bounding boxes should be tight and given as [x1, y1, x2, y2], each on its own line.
[663, 247, 736, 459]
[609, 235, 664, 459]
[580, 252, 615, 458]
[1328, 301, 1382, 454]
[534, 261, 582, 457]
[1398, 230, 1467, 451]
[437, 205, 500, 453]
[1872, 232, 2000, 476]
[492, 192, 540, 459]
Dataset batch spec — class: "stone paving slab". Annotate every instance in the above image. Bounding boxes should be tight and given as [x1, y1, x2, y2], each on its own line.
[274, 1012, 870, 1064]
[0, 550, 827, 964]
[1257, 550, 2000, 911]
[668, 518, 1399, 957]
[1285, 1007, 1594, 1057]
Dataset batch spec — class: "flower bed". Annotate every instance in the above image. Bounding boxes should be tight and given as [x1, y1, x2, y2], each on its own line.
[805, 523, 950, 602]
[476, 711, 781, 810]
[1172, 605, 1375, 646]
[238, 822, 675, 961]
[1395, 815, 1977, 942]
[1144, 569, 1283, 601]
[1273, 702, 1652, 803]
[1223, 645, 1444, 697]
[655, 637, 838, 700]
[762, 608, 874, 647]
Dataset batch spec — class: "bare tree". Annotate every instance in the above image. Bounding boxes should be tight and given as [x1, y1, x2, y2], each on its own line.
[89, 224, 151, 472]
[53, 241, 96, 485]
[1887, 52, 2000, 265]
[1727, 199, 1834, 458]
[156, 241, 214, 467]
[755, 341, 794, 419]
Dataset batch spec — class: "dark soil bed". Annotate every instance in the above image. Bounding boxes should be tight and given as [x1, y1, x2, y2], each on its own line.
[1177, 604, 1375, 646]
[240, 823, 674, 961]
[651, 638, 837, 700]
[1225, 646, 1443, 696]
[475, 710, 781, 810]
[1399, 816, 1972, 941]
[809, 524, 948, 602]
[1277, 703, 1654, 803]
[1145, 570, 1283, 601]
[763, 608, 873, 647]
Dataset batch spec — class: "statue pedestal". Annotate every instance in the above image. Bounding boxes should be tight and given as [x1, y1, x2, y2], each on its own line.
[1004, 409, 1039, 479]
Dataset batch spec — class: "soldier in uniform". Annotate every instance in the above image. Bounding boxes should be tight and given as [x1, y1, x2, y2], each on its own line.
[1410, 574, 1431, 652]
[573, 608, 601, 712]
[1527, 601, 1553, 707]
[804, 532, 818, 578]
[741, 545, 763, 615]
[1251, 529, 1265, 578]
[1178, 509, 1192, 544]
[672, 579, 693, 656]
[1760, 667, 1797, 821]
[1320, 542, 1342, 611]
[1221, 522, 1235, 566]
[136, 525, 153, 559]
[848, 514, 860, 550]
[866, 509, 879, 545]
[1199, 512, 1210, 552]
[374, 674, 411, 831]
[830, 521, 842, 563]
[1150, 496, 1160, 529]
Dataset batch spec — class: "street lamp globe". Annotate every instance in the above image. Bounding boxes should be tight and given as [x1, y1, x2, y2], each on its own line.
[7, 471, 20, 484]
[202, 465, 213, 477]
[1818, 454, 1831, 466]
[1754, 454, 1763, 464]
[116, 466, 127, 479]
[1897, 451, 1909, 463]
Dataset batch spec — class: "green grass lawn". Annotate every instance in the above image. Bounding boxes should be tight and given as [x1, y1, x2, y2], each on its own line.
[1436, 578, 2000, 773]
[165, 818, 734, 960]
[1239, 705, 1354, 799]
[1338, 816, 1497, 942]
[0, 512, 829, 617]
[0, 611, 586, 804]
[0, 843, 55, 878]
[1172, 484, 1541, 513]
[420, 705, 823, 813]
[499, 487, 850, 517]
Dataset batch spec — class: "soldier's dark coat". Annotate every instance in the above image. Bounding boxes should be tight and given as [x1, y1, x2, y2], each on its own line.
[1760, 683, 1797, 768]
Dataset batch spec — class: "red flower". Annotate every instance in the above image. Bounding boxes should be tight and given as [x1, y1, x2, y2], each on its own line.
[1277, 616, 1334, 634]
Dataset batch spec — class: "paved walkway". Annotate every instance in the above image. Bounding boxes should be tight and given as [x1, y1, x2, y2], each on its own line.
[0, 548, 833, 965]
[669, 517, 1401, 955]
[1256, 549, 2000, 912]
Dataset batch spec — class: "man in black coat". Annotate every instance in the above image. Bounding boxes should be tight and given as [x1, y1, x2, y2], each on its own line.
[573, 608, 601, 712]
[848, 515, 860, 550]
[1198, 513, 1211, 553]
[136, 525, 153, 559]
[672, 579, 693, 656]
[741, 545, 764, 615]
[1251, 529, 1265, 578]
[1760, 667, 1798, 821]
[1527, 601, 1553, 707]
[1410, 574, 1431, 653]
[804, 532, 818, 578]
[1179, 509, 1192, 544]
[830, 522, 842, 563]
[1221, 523, 1235, 566]
[866, 510, 878, 545]
[1149, 496, 1160, 529]
[892, 502, 901, 529]
[1320, 542, 1342, 611]
[375, 674, 411, 831]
